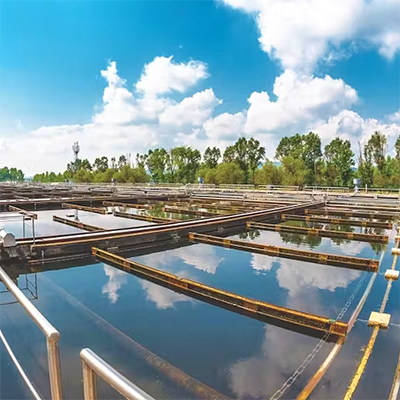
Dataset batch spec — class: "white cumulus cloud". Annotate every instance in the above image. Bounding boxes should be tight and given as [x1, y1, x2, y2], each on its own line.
[244, 70, 358, 135]
[136, 56, 208, 96]
[312, 109, 400, 154]
[203, 112, 245, 140]
[159, 89, 222, 127]
[220, 0, 400, 72]
[388, 108, 400, 122]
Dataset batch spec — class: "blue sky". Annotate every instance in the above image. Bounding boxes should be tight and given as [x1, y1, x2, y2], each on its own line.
[0, 0, 399, 174]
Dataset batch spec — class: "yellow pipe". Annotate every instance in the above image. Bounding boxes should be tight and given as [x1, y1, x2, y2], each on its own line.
[343, 238, 399, 400]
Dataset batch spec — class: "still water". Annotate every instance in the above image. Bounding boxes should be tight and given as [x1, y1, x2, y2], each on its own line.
[0, 210, 398, 399]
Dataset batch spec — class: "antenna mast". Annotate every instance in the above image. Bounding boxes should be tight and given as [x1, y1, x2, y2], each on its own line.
[72, 142, 80, 173]
[72, 142, 80, 221]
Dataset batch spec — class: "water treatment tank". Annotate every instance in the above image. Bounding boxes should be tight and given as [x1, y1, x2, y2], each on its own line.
[0, 230, 16, 248]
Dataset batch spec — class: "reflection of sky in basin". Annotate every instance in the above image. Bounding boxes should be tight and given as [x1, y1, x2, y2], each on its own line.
[76, 210, 153, 230]
[0, 209, 398, 400]
[228, 229, 383, 259]
[133, 242, 367, 321]
[0, 208, 153, 238]
[0, 261, 332, 400]
[0, 209, 85, 238]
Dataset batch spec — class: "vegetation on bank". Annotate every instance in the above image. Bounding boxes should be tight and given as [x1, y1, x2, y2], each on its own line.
[29, 131, 400, 188]
[0, 167, 25, 182]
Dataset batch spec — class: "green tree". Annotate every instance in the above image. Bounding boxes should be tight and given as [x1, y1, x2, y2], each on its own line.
[367, 131, 387, 172]
[93, 168, 115, 183]
[232, 137, 249, 174]
[254, 160, 282, 185]
[247, 138, 266, 183]
[215, 162, 245, 184]
[223, 145, 236, 163]
[170, 146, 201, 183]
[113, 165, 149, 183]
[357, 141, 374, 187]
[74, 168, 94, 183]
[80, 159, 92, 171]
[136, 153, 148, 169]
[9, 167, 25, 181]
[222, 137, 265, 183]
[204, 168, 218, 184]
[204, 147, 221, 169]
[0, 167, 25, 182]
[146, 148, 169, 182]
[324, 137, 354, 186]
[275, 134, 303, 159]
[196, 166, 218, 184]
[281, 156, 309, 186]
[117, 155, 127, 170]
[276, 132, 322, 184]
[385, 156, 400, 187]
[93, 156, 109, 172]
[373, 169, 388, 188]
[396, 136, 400, 161]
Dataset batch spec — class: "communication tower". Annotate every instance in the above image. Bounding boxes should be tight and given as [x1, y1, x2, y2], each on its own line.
[72, 142, 80, 173]
[72, 141, 80, 221]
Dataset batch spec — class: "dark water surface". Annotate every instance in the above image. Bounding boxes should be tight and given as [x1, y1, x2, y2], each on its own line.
[0, 210, 399, 399]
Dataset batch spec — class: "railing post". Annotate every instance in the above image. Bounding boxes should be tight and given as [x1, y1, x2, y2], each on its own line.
[47, 337, 63, 400]
[32, 217, 36, 245]
[82, 359, 97, 400]
[0, 267, 63, 400]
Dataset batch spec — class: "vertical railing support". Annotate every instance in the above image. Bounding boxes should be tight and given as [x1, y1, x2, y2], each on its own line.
[32, 217, 36, 245]
[82, 359, 97, 400]
[80, 348, 154, 400]
[0, 267, 63, 400]
[47, 337, 63, 400]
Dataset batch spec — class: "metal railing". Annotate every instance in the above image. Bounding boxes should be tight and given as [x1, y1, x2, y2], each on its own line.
[0, 267, 63, 400]
[80, 348, 155, 400]
[0, 272, 38, 305]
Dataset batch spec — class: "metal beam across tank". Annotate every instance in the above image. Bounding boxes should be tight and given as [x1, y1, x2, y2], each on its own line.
[161, 206, 225, 217]
[327, 202, 400, 213]
[107, 199, 242, 214]
[329, 199, 400, 208]
[103, 201, 153, 210]
[189, 197, 299, 207]
[247, 221, 389, 243]
[205, 203, 264, 212]
[281, 214, 392, 229]
[92, 247, 348, 340]
[107, 201, 231, 217]
[53, 216, 104, 232]
[62, 203, 108, 215]
[113, 211, 180, 224]
[157, 200, 264, 213]
[8, 205, 38, 219]
[305, 208, 398, 220]
[11, 201, 324, 262]
[188, 232, 379, 272]
[0, 196, 113, 211]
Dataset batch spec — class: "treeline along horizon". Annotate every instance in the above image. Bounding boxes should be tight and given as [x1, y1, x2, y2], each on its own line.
[23, 131, 400, 188]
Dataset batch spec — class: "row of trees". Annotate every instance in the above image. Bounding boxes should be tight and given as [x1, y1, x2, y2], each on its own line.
[0, 167, 24, 182]
[31, 131, 400, 187]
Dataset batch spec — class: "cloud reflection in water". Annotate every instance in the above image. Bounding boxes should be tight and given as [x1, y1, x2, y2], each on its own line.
[102, 264, 127, 304]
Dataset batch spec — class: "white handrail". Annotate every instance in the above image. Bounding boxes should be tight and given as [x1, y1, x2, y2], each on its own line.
[0, 267, 63, 400]
[80, 348, 155, 400]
